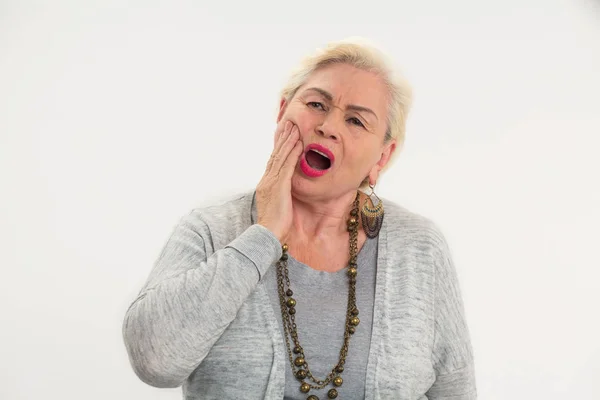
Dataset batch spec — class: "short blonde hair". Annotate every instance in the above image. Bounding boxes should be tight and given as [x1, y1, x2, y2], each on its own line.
[279, 37, 413, 185]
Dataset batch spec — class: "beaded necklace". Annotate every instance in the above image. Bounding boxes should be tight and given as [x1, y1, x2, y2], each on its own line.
[276, 191, 361, 400]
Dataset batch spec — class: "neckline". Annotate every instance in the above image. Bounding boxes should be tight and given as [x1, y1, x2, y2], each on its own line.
[287, 235, 376, 276]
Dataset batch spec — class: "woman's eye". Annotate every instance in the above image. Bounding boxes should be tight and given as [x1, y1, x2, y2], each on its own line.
[348, 117, 365, 128]
[308, 102, 325, 110]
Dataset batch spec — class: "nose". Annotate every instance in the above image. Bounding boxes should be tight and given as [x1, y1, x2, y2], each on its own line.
[316, 111, 342, 141]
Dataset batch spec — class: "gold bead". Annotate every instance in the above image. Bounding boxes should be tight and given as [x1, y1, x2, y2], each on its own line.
[300, 382, 311, 393]
[293, 346, 303, 354]
[286, 298, 296, 307]
[333, 376, 343, 386]
[347, 267, 357, 277]
[351, 308, 359, 316]
[328, 388, 338, 398]
[349, 326, 356, 334]
[349, 217, 357, 225]
[282, 243, 288, 252]
[307, 396, 319, 400]
[295, 369, 307, 380]
[294, 356, 305, 366]
[350, 316, 360, 326]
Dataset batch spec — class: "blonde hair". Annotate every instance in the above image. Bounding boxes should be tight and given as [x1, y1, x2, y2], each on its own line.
[279, 37, 413, 185]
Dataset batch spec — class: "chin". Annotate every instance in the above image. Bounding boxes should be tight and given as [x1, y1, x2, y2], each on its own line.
[291, 173, 323, 197]
[290, 172, 342, 201]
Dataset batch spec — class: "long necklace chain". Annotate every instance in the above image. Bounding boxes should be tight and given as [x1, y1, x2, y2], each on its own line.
[276, 192, 361, 400]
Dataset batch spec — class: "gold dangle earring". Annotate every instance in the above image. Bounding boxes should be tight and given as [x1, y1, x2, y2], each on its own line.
[360, 183, 384, 238]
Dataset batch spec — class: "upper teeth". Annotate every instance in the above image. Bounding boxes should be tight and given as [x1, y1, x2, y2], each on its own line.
[312, 149, 330, 159]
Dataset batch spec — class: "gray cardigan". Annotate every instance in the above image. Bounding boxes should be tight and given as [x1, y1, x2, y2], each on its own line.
[122, 191, 477, 399]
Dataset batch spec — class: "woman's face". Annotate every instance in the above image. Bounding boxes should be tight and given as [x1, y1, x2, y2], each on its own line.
[276, 63, 396, 200]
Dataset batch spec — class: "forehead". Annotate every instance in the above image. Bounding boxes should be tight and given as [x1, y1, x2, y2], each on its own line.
[300, 63, 389, 115]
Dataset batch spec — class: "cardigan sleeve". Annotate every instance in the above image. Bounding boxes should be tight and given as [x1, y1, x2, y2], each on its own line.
[122, 211, 282, 388]
[425, 224, 477, 399]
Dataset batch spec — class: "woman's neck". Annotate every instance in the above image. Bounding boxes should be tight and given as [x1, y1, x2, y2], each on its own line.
[289, 190, 361, 243]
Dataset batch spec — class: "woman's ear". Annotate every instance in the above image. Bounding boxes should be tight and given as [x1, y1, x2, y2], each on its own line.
[368, 139, 397, 185]
[379, 140, 397, 169]
[277, 97, 288, 123]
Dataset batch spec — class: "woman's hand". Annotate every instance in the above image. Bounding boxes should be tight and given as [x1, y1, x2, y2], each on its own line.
[256, 121, 303, 243]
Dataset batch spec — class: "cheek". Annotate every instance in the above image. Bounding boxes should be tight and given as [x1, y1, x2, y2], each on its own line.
[344, 144, 379, 172]
[293, 109, 320, 138]
[274, 108, 313, 146]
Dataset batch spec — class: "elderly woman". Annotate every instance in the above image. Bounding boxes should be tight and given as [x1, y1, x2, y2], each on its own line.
[122, 38, 476, 400]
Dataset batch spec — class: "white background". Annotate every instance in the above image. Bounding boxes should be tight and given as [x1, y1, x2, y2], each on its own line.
[1, 0, 599, 399]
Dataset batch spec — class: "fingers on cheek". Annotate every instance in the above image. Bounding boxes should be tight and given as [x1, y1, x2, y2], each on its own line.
[276, 122, 287, 140]
[290, 123, 298, 138]
[277, 120, 298, 142]
[275, 122, 287, 143]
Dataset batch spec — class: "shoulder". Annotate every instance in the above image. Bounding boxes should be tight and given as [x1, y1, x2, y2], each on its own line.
[381, 198, 458, 287]
[177, 190, 255, 238]
[190, 190, 254, 219]
[381, 196, 449, 251]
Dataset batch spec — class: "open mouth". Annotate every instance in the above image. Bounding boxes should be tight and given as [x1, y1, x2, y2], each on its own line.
[300, 143, 335, 178]
[305, 149, 332, 170]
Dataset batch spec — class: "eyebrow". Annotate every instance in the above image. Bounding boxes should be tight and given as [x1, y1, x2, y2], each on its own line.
[303, 87, 379, 121]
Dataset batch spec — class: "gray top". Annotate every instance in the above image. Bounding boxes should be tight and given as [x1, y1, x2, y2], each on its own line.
[122, 191, 477, 399]
[262, 235, 378, 399]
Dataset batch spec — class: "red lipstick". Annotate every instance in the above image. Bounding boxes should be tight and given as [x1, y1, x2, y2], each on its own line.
[299, 143, 335, 178]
